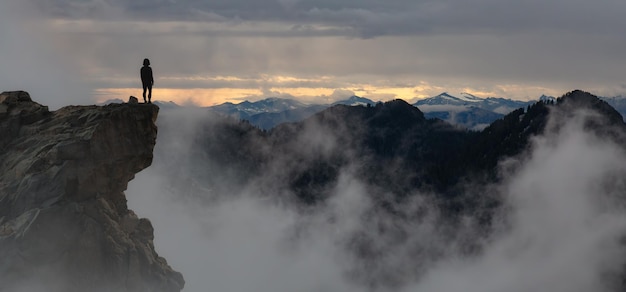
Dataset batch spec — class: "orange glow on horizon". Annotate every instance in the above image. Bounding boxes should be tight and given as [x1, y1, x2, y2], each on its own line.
[94, 88, 264, 106]
[94, 86, 429, 106]
[93, 82, 541, 107]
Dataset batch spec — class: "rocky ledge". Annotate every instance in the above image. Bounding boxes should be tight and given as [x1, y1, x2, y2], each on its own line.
[0, 91, 184, 291]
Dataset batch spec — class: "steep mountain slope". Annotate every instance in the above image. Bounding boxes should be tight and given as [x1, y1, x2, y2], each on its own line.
[596, 95, 626, 122]
[0, 91, 183, 292]
[266, 99, 468, 201]
[463, 90, 626, 178]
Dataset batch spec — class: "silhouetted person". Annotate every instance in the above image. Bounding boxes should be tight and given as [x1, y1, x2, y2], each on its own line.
[141, 58, 154, 103]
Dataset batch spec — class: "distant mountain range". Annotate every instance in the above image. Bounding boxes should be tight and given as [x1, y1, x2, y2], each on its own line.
[207, 96, 377, 129]
[158, 89, 626, 210]
[414, 92, 534, 113]
[205, 93, 544, 130]
[103, 91, 626, 130]
[209, 98, 309, 120]
[413, 92, 548, 130]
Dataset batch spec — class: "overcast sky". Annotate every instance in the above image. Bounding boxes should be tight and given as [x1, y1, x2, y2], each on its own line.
[2, 0, 626, 108]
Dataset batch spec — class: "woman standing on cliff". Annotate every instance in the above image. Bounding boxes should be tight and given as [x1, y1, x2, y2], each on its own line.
[141, 58, 154, 104]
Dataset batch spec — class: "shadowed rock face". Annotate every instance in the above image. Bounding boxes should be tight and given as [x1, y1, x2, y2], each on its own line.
[0, 91, 183, 292]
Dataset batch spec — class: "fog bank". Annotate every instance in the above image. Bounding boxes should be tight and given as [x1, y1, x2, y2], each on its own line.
[128, 107, 626, 291]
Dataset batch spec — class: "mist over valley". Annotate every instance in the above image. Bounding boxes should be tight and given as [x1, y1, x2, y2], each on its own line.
[127, 90, 626, 291]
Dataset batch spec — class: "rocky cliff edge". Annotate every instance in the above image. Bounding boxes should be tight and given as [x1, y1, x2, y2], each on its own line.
[0, 91, 184, 291]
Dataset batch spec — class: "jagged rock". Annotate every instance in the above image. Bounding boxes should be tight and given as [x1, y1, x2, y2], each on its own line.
[129, 96, 139, 104]
[0, 91, 184, 292]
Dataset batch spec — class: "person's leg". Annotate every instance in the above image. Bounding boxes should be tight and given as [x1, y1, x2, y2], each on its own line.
[142, 85, 148, 103]
[148, 85, 152, 103]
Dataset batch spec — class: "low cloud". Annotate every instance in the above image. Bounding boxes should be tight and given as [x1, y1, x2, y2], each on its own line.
[403, 110, 626, 291]
[126, 103, 626, 291]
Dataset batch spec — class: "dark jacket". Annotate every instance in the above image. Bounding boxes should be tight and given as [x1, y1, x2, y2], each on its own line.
[141, 66, 154, 86]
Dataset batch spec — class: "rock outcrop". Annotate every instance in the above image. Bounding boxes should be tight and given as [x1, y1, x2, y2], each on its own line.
[0, 91, 184, 291]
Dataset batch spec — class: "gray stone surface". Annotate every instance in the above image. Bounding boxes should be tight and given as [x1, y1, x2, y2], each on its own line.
[0, 91, 184, 292]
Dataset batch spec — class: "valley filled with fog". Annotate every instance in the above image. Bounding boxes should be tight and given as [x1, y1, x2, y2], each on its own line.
[128, 97, 626, 292]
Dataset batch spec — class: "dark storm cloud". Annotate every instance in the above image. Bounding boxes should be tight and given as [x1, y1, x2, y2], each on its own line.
[33, 0, 626, 38]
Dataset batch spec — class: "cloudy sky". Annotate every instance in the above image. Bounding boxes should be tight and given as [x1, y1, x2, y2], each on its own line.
[2, 0, 626, 108]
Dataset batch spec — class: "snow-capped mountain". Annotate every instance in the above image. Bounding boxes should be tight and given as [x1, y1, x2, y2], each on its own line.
[479, 97, 533, 114]
[208, 95, 378, 129]
[415, 92, 483, 106]
[247, 96, 375, 129]
[415, 92, 531, 112]
[209, 97, 309, 120]
[414, 92, 540, 129]
[332, 96, 376, 107]
[209, 93, 541, 130]
[101, 92, 557, 130]
[539, 94, 557, 103]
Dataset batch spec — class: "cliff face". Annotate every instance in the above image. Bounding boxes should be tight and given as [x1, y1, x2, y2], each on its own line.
[0, 91, 184, 291]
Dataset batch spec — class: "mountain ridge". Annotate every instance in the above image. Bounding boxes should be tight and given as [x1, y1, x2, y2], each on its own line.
[207, 94, 534, 130]
[105, 90, 626, 131]
[172, 90, 626, 202]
